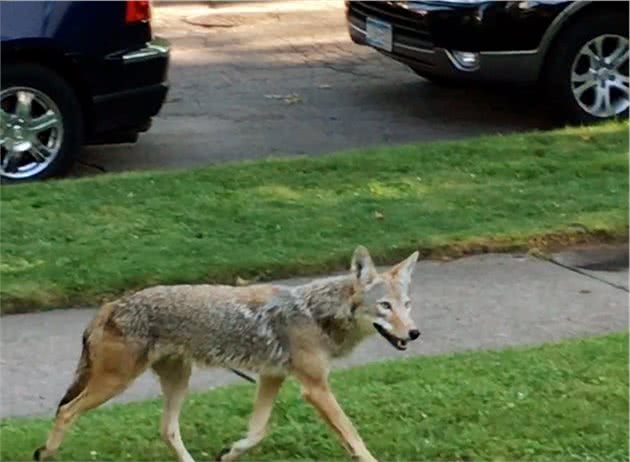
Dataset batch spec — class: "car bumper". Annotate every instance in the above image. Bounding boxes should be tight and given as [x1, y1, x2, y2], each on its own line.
[346, 1, 546, 84]
[348, 21, 539, 84]
[90, 37, 171, 135]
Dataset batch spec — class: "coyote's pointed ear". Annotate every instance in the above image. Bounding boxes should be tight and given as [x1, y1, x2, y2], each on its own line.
[391, 250, 419, 292]
[351, 245, 377, 286]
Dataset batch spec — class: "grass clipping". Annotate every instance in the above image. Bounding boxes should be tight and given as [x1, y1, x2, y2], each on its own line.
[1, 122, 628, 313]
[0, 332, 627, 461]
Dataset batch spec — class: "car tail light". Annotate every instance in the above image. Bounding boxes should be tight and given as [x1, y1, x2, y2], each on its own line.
[126, 0, 151, 24]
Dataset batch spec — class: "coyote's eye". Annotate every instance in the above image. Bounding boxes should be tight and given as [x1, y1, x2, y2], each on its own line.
[379, 301, 392, 311]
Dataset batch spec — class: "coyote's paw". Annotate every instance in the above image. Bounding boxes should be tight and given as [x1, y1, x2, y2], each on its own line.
[33, 447, 43, 461]
[33, 446, 50, 461]
[214, 447, 231, 462]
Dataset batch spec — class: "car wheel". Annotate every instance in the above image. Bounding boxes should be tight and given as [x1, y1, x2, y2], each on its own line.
[1, 63, 83, 183]
[545, 11, 629, 124]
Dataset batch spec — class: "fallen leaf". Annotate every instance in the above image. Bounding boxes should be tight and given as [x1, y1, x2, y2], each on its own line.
[264, 93, 303, 104]
[527, 247, 547, 258]
[374, 211, 384, 220]
[235, 276, 251, 286]
[284, 94, 303, 104]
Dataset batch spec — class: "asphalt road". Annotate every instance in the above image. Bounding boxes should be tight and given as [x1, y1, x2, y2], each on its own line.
[2, 252, 627, 418]
[74, 1, 554, 176]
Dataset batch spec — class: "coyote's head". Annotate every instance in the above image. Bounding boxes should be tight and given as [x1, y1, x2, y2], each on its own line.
[350, 246, 420, 351]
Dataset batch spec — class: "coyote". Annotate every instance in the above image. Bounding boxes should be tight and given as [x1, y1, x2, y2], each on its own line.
[34, 246, 421, 462]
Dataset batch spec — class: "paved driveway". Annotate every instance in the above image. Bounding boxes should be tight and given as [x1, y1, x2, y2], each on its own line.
[74, 1, 553, 176]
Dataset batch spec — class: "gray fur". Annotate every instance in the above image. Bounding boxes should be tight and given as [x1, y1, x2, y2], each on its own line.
[108, 274, 374, 375]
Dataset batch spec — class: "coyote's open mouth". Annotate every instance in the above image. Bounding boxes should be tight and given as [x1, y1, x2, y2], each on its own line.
[373, 323, 408, 351]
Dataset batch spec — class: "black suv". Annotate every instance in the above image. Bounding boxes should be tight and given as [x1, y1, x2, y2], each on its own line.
[1, 1, 170, 183]
[346, 0, 629, 123]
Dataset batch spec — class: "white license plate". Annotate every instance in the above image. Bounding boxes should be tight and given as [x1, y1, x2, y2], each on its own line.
[365, 17, 392, 52]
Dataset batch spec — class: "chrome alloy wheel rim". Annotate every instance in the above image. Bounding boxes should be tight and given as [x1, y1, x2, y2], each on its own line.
[570, 34, 629, 118]
[0, 87, 64, 179]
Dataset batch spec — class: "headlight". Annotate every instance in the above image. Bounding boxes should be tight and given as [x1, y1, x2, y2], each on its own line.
[446, 50, 480, 71]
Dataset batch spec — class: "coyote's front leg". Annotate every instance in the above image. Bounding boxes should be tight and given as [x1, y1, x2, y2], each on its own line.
[216, 375, 285, 462]
[292, 357, 378, 462]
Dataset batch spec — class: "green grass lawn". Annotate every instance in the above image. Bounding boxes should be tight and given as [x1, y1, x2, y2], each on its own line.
[1, 122, 628, 313]
[1, 332, 627, 461]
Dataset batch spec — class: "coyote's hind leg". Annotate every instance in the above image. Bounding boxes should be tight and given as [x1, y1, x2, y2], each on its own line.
[153, 357, 194, 462]
[34, 331, 145, 461]
[216, 375, 285, 462]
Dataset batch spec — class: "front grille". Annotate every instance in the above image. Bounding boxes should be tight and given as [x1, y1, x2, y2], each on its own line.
[348, 1, 434, 51]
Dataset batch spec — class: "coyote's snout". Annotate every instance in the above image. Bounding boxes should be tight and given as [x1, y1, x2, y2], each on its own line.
[34, 246, 421, 462]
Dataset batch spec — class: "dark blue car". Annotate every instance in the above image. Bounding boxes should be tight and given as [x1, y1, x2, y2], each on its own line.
[0, 0, 170, 182]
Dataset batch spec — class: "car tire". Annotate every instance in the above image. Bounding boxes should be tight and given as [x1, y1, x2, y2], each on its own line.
[1, 62, 83, 183]
[544, 11, 629, 125]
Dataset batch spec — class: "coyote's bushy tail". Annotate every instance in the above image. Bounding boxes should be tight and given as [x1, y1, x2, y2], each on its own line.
[35, 303, 145, 461]
[56, 330, 92, 414]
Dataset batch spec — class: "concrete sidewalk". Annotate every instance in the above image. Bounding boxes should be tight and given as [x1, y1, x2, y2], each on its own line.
[1, 252, 627, 418]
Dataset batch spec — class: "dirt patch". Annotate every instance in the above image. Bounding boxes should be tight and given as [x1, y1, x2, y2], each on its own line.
[409, 229, 629, 263]
[551, 243, 629, 272]
[182, 12, 285, 28]
[183, 13, 242, 28]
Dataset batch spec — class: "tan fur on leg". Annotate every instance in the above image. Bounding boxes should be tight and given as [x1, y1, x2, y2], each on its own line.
[298, 378, 377, 462]
[35, 369, 138, 460]
[34, 329, 146, 461]
[153, 358, 194, 462]
[290, 344, 377, 462]
[217, 375, 285, 462]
